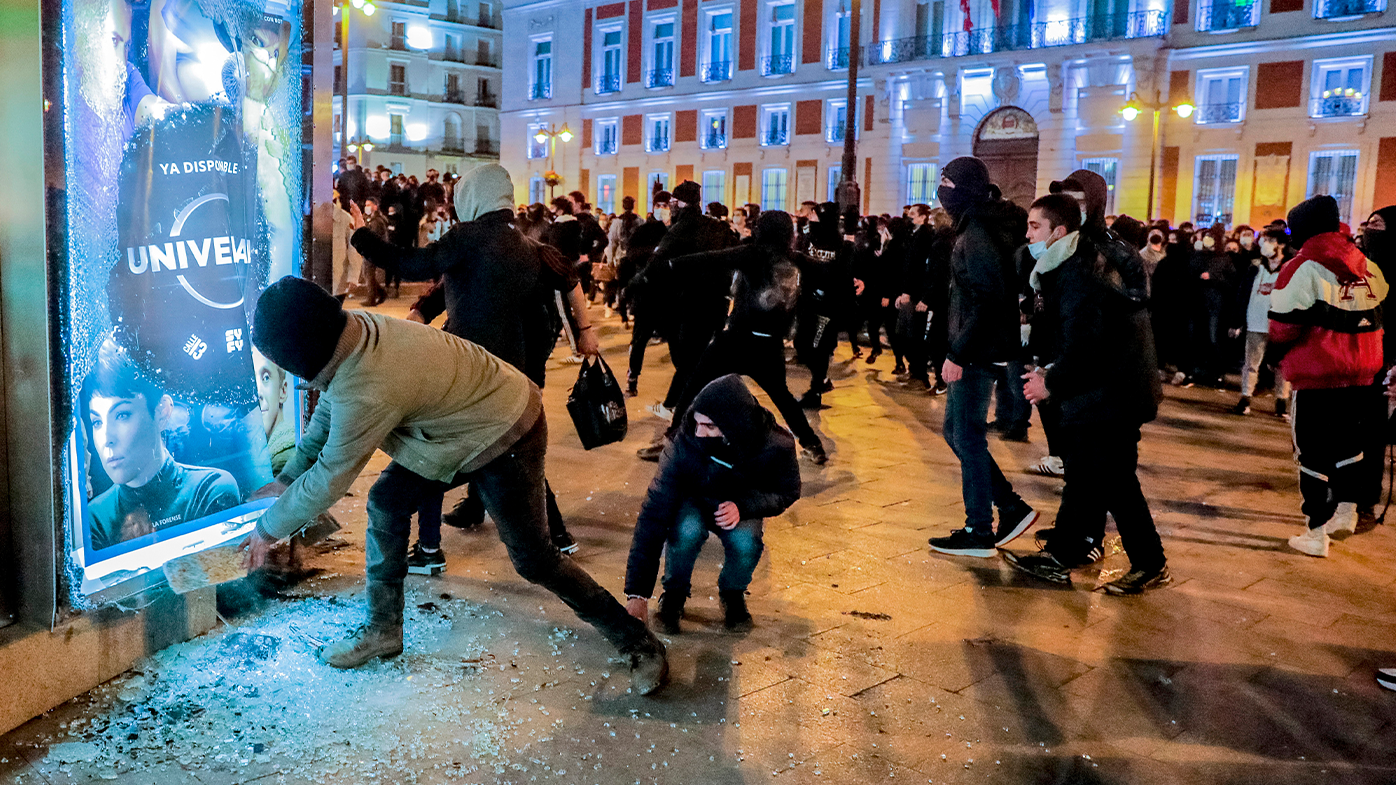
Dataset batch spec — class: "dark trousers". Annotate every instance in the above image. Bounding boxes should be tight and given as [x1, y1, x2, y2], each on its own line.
[663, 332, 713, 409]
[417, 490, 444, 549]
[1048, 420, 1165, 573]
[364, 413, 649, 652]
[445, 479, 568, 539]
[993, 361, 1032, 433]
[628, 311, 659, 382]
[1038, 398, 1064, 457]
[795, 310, 840, 391]
[858, 294, 889, 353]
[943, 364, 1023, 534]
[894, 303, 930, 382]
[666, 330, 821, 449]
[1292, 386, 1378, 528]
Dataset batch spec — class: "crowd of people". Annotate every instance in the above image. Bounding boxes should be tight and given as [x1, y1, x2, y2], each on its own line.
[291, 155, 1396, 696]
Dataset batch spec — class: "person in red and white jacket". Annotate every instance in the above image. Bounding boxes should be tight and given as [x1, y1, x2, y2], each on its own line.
[1267, 195, 1389, 557]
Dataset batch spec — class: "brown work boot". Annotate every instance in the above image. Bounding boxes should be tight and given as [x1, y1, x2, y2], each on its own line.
[318, 583, 404, 668]
[625, 633, 670, 696]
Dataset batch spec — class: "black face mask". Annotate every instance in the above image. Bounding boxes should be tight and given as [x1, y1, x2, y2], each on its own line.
[1148, 233, 1164, 247]
[697, 435, 732, 460]
[1363, 229, 1392, 263]
[937, 184, 975, 220]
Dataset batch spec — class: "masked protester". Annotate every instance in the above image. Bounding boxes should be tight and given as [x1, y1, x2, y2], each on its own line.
[1003, 193, 1169, 594]
[1226, 228, 1293, 417]
[795, 202, 859, 410]
[623, 375, 801, 634]
[1268, 195, 1389, 558]
[925, 157, 1040, 558]
[243, 278, 670, 693]
[1188, 225, 1235, 387]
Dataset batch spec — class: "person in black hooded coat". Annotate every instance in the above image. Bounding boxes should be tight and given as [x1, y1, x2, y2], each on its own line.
[795, 202, 859, 409]
[623, 374, 801, 633]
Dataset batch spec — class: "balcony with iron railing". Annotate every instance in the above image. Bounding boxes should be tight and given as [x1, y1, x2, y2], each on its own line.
[646, 133, 670, 153]
[1196, 102, 1244, 124]
[1315, 0, 1384, 15]
[440, 141, 465, 154]
[596, 137, 618, 155]
[762, 127, 789, 146]
[761, 53, 794, 76]
[473, 54, 500, 68]
[1310, 90, 1366, 117]
[530, 82, 552, 100]
[1196, 0, 1259, 31]
[475, 93, 498, 108]
[827, 122, 847, 143]
[474, 140, 498, 156]
[703, 130, 727, 149]
[865, 10, 1166, 65]
[702, 61, 733, 82]
[646, 68, 675, 89]
[595, 74, 621, 94]
[826, 47, 849, 70]
[444, 89, 467, 104]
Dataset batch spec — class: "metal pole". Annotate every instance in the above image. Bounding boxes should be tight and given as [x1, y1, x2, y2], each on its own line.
[1146, 105, 1160, 223]
[836, 0, 862, 225]
[339, 6, 350, 163]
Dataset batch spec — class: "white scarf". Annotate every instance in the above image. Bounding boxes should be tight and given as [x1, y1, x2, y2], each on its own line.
[1029, 231, 1080, 292]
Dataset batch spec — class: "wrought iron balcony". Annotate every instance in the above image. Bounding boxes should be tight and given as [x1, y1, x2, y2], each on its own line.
[1315, 0, 1384, 15]
[474, 141, 498, 156]
[444, 89, 467, 104]
[702, 61, 733, 82]
[1311, 92, 1365, 117]
[827, 122, 846, 143]
[596, 138, 618, 155]
[646, 68, 675, 88]
[475, 93, 498, 108]
[595, 74, 621, 94]
[760, 54, 794, 76]
[1196, 0, 1259, 30]
[1196, 102, 1244, 124]
[826, 47, 849, 70]
[703, 130, 727, 149]
[1195, 211, 1233, 227]
[440, 142, 465, 154]
[529, 82, 551, 100]
[762, 127, 789, 146]
[865, 10, 1166, 65]
[647, 134, 670, 153]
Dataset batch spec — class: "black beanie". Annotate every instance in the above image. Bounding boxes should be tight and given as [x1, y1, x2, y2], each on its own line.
[752, 209, 794, 250]
[1287, 195, 1341, 251]
[941, 157, 992, 202]
[252, 276, 348, 381]
[672, 180, 702, 206]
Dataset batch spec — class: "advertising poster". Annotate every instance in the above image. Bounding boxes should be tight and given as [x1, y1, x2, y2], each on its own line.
[58, 0, 304, 598]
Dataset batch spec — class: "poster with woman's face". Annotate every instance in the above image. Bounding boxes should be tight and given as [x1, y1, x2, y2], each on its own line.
[59, 0, 303, 597]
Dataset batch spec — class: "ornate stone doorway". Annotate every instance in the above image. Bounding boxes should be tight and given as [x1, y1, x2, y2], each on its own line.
[972, 106, 1040, 209]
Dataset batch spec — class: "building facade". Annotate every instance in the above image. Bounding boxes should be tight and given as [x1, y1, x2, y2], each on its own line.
[500, 0, 1395, 227]
[336, 0, 504, 175]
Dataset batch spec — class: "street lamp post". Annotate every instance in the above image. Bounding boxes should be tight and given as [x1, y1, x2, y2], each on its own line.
[346, 136, 375, 167]
[336, 0, 378, 164]
[1120, 91, 1195, 223]
[834, 0, 862, 231]
[532, 123, 574, 199]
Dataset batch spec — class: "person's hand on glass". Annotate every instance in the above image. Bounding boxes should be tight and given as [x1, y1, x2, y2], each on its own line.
[240, 529, 275, 571]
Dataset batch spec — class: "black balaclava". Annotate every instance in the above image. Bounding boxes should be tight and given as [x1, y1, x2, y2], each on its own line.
[1287, 195, 1341, 251]
[1066, 169, 1109, 229]
[752, 210, 795, 251]
[937, 157, 991, 221]
[1362, 205, 1396, 271]
[809, 202, 842, 248]
[252, 276, 349, 382]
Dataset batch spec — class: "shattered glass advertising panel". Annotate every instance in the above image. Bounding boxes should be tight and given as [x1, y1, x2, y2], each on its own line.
[57, 0, 303, 600]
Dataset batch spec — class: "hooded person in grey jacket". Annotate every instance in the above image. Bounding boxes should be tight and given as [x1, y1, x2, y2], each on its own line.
[241, 278, 669, 694]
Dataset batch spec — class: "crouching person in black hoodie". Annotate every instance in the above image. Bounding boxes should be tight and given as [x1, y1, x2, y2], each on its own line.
[624, 375, 801, 633]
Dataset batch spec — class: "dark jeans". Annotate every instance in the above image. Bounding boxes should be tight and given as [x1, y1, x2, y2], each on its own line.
[993, 361, 1031, 433]
[446, 479, 569, 539]
[628, 311, 658, 382]
[943, 364, 1024, 534]
[1048, 420, 1165, 573]
[666, 330, 821, 449]
[1293, 386, 1377, 528]
[661, 502, 765, 596]
[364, 413, 649, 652]
[417, 490, 444, 549]
[1038, 398, 1063, 457]
[858, 293, 889, 353]
[663, 332, 713, 409]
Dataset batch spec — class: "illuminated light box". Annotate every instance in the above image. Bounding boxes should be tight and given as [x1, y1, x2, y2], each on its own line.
[56, 0, 305, 604]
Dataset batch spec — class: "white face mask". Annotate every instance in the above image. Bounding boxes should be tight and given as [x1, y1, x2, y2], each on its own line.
[655, 207, 670, 223]
[1259, 238, 1279, 259]
[1239, 234, 1254, 248]
[1194, 240, 1205, 251]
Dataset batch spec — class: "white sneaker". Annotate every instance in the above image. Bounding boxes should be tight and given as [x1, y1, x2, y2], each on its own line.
[1323, 502, 1358, 536]
[1288, 526, 1330, 558]
[1171, 371, 1187, 386]
[1029, 456, 1064, 478]
[560, 353, 585, 365]
[1377, 668, 1396, 692]
[647, 403, 674, 422]
[604, 306, 614, 318]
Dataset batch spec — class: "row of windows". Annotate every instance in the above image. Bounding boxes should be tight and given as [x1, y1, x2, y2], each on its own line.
[526, 103, 853, 160]
[1193, 150, 1359, 226]
[1192, 56, 1374, 124]
[1194, 0, 1386, 33]
[530, 1, 859, 98]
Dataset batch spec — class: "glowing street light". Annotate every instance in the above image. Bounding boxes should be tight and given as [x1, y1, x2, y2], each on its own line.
[1119, 91, 1195, 221]
[532, 123, 575, 198]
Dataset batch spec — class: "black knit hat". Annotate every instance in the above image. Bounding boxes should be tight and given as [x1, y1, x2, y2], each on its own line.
[252, 276, 348, 381]
[672, 180, 702, 206]
[941, 157, 992, 202]
[1287, 195, 1341, 251]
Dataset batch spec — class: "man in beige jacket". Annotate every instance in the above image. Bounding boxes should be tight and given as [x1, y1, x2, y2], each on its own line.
[241, 277, 668, 694]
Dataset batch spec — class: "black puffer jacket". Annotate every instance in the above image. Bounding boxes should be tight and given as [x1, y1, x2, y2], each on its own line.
[624, 375, 800, 598]
[946, 199, 1025, 366]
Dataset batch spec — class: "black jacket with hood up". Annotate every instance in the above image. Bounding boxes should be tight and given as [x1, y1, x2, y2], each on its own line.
[624, 375, 801, 598]
[946, 199, 1025, 366]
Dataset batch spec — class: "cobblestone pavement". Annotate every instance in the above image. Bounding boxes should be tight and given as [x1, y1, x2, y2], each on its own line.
[4, 299, 1396, 785]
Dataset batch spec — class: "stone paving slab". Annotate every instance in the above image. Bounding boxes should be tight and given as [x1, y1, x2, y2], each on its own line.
[5, 300, 1396, 785]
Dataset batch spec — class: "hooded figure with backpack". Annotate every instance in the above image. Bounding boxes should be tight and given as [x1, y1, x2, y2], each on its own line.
[795, 201, 859, 410]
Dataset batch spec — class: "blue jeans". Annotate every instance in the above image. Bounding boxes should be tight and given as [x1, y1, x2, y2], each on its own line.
[993, 361, 1031, 433]
[661, 502, 765, 596]
[943, 363, 1024, 535]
